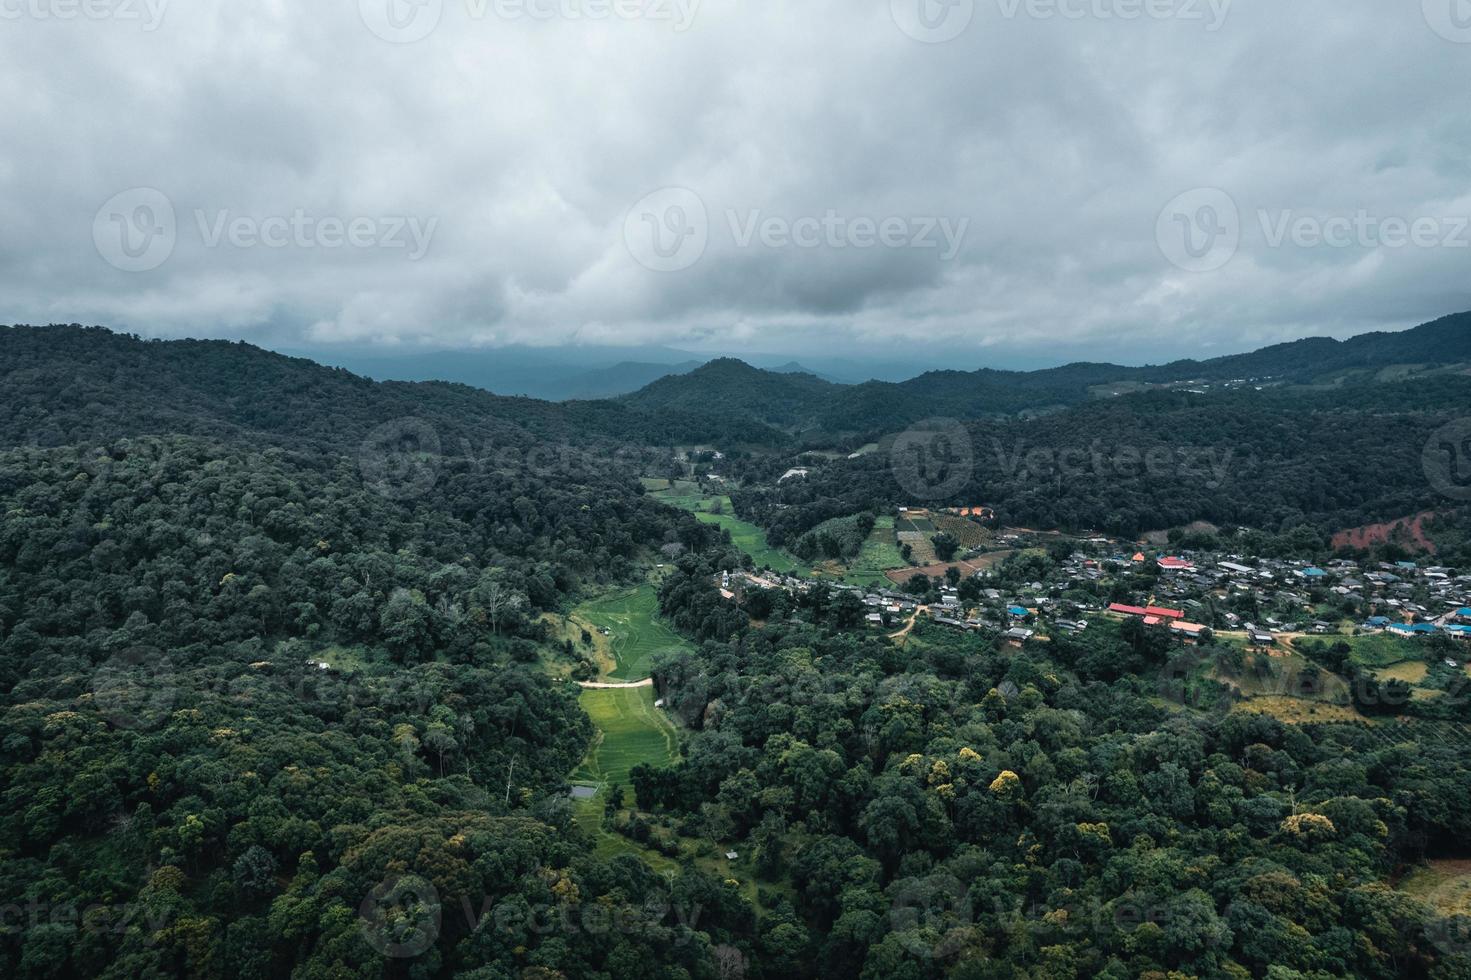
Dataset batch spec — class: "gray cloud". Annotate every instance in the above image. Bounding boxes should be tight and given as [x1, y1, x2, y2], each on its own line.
[3, 0, 1470, 363]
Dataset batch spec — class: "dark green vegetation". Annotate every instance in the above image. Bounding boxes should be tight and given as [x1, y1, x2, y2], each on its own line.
[5, 320, 1471, 979]
[643, 583, 1471, 978]
[623, 312, 1471, 437]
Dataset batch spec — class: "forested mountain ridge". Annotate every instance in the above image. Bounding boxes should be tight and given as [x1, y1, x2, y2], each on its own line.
[6, 321, 1471, 978]
[0, 324, 789, 453]
[0, 326, 760, 977]
[742, 377, 1471, 549]
[621, 312, 1471, 436]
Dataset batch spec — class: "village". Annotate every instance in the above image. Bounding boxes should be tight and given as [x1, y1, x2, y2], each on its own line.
[715, 506, 1471, 653]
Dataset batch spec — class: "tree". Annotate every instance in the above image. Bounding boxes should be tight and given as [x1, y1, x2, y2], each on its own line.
[932, 533, 960, 562]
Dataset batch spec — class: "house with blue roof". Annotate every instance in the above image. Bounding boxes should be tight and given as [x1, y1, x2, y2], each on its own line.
[1388, 622, 1438, 637]
[1007, 605, 1030, 619]
[1446, 625, 1471, 640]
[1299, 567, 1327, 579]
[1364, 616, 1391, 629]
[1455, 607, 1471, 621]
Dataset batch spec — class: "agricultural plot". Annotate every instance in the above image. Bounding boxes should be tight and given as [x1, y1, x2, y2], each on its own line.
[571, 685, 678, 802]
[695, 509, 803, 572]
[572, 586, 690, 681]
[841, 516, 908, 585]
[647, 483, 806, 572]
[568, 685, 681, 869]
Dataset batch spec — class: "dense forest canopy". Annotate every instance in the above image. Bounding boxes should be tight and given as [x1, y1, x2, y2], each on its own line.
[4, 321, 1471, 979]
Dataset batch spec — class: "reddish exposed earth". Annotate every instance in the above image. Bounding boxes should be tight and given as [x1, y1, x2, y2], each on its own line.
[1332, 511, 1440, 553]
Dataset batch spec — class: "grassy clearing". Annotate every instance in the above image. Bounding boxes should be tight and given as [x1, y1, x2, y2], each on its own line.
[1400, 860, 1471, 913]
[1234, 697, 1365, 724]
[572, 586, 690, 681]
[1377, 661, 1431, 685]
[1325, 633, 1429, 669]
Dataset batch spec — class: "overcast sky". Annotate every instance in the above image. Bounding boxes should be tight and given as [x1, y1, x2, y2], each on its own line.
[4, 0, 1470, 366]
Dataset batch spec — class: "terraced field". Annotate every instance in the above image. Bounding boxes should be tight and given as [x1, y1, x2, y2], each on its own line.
[572, 586, 690, 680]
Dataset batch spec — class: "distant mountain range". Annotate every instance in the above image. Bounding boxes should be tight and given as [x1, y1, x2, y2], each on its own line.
[620, 312, 1471, 434]
[5, 312, 1469, 455]
[289, 345, 839, 401]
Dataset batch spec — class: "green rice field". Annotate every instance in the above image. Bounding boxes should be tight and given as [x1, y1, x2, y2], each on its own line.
[573, 586, 690, 681]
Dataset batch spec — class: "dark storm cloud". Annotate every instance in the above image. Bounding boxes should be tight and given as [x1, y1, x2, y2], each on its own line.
[2, 0, 1469, 360]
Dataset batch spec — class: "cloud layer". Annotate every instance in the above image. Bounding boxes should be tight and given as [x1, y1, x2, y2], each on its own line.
[4, 0, 1470, 363]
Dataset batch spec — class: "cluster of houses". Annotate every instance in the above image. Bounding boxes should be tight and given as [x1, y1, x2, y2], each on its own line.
[714, 536, 1471, 653]
[1065, 551, 1471, 643]
[1105, 603, 1216, 645]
